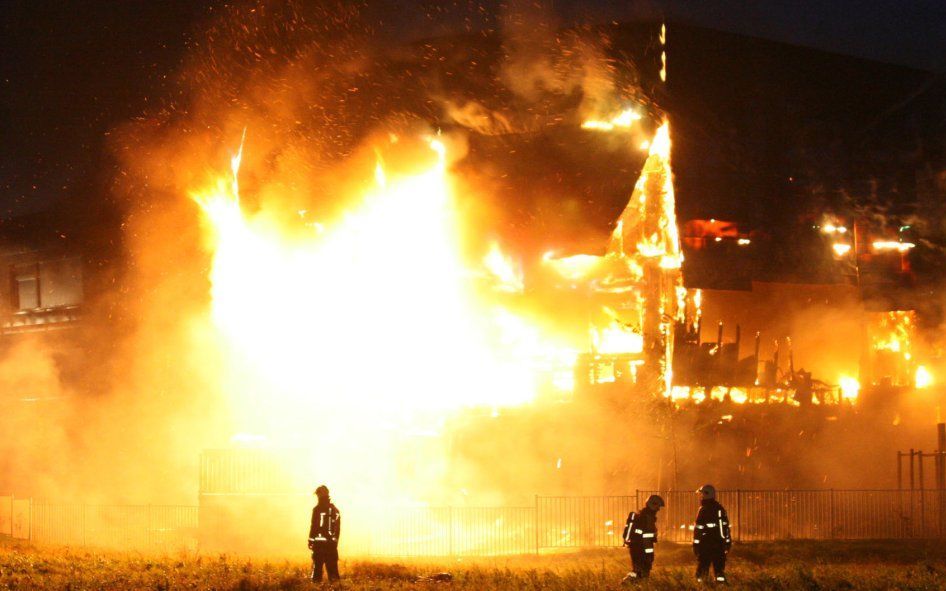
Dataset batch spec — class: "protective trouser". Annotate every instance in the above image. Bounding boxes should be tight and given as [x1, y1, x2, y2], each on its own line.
[695, 547, 726, 582]
[311, 542, 340, 582]
[628, 544, 654, 578]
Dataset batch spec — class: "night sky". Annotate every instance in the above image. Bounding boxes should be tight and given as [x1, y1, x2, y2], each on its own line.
[1, 0, 944, 216]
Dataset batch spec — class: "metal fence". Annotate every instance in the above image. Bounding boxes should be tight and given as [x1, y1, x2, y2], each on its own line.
[2, 490, 944, 555]
[32, 502, 199, 550]
[361, 506, 536, 556]
[0, 496, 31, 540]
[1, 496, 198, 551]
[537, 490, 946, 548]
[536, 495, 637, 548]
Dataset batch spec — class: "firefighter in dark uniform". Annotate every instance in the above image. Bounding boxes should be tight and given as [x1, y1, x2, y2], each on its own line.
[308, 485, 341, 582]
[692, 484, 731, 583]
[621, 494, 665, 581]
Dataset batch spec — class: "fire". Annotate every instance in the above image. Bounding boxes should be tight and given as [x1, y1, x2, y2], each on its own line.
[870, 310, 916, 388]
[872, 240, 915, 253]
[581, 108, 642, 132]
[866, 311, 936, 390]
[595, 120, 682, 395]
[659, 24, 667, 82]
[483, 242, 524, 293]
[191, 135, 589, 502]
[593, 314, 644, 355]
[872, 311, 914, 355]
[633, 122, 679, 393]
[832, 243, 852, 257]
[545, 119, 682, 397]
[839, 375, 860, 401]
[193, 137, 567, 412]
[728, 387, 748, 404]
[188, 112, 689, 502]
[665, 386, 754, 405]
[542, 252, 603, 282]
[821, 222, 848, 235]
[624, 124, 682, 270]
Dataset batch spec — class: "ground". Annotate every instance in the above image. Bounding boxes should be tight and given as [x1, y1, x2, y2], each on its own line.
[1, 539, 946, 590]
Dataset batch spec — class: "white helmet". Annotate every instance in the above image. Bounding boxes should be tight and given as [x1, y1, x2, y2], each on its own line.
[698, 484, 716, 499]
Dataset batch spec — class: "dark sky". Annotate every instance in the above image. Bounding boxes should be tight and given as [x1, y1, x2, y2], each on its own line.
[572, 0, 946, 72]
[0, 1, 208, 215]
[1, 0, 944, 216]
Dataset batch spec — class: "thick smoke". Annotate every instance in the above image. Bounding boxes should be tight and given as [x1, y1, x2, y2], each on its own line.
[499, 0, 619, 117]
[437, 0, 646, 136]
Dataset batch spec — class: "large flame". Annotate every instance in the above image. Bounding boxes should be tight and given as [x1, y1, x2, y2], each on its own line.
[869, 310, 921, 387]
[839, 375, 860, 401]
[189, 115, 688, 503]
[581, 108, 642, 132]
[191, 136, 582, 503]
[193, 139, 570, 412]
[561, 119, 684, 394]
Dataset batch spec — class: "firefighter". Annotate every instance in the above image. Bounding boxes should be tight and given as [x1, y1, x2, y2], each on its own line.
[308, 485, 341, 582]
[621, 494, 664, 581]
[692, 484, 731, 583]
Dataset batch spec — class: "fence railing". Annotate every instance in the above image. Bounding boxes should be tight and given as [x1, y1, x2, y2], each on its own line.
[360, 506, 536, 556]
[1, 496, 198, 550]
[537, 490, 946, 547]
[2, 490, 944, 555]
[0, 496, 31, 540]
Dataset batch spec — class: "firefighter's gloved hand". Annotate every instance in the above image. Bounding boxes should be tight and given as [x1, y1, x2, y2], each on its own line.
[307, 541, 314, 550]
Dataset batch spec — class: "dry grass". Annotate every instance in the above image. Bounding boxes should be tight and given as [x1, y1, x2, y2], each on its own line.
[1, 539, 945, 590]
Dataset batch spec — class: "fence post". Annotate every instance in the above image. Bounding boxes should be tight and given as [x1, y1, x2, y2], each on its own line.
[533, 495, 539, 555]
[736, 490, 741, 542]
[897, 451, 902, 490]
[910, 449, 915, 490]
[829, 489, 835, 540]
[448, 506, 454, 557]
[919, 454, 926, 538]
[28, 498, 33, 544]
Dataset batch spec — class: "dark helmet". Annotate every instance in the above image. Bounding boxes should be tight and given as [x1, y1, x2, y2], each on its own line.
[314, 485, 330, 499]
[698, 484, 716, 499]
[645, 494, 665, 508]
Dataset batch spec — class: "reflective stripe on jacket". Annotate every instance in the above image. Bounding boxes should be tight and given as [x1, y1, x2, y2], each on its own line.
[623, 506, 658, 549]
[309, 503, 341, 544]
[692, 499, 731, 550]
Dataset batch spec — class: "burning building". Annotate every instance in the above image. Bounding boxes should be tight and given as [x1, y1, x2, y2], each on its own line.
[2, 5, 946, 557]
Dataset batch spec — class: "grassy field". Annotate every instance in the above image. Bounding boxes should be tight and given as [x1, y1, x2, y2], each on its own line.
[2, 539, 946, 590]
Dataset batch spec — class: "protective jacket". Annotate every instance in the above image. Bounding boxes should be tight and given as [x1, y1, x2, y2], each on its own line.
[692, 498, 731, 552]
[309, 502, 341, 545]
[623, 506, 658, 553]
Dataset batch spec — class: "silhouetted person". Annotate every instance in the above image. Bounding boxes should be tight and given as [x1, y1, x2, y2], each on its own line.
[692, 484, 731, 583]
[308, 485, 341, 582]
[792, 369, 813, 406]
[621, 494, 664, 581]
